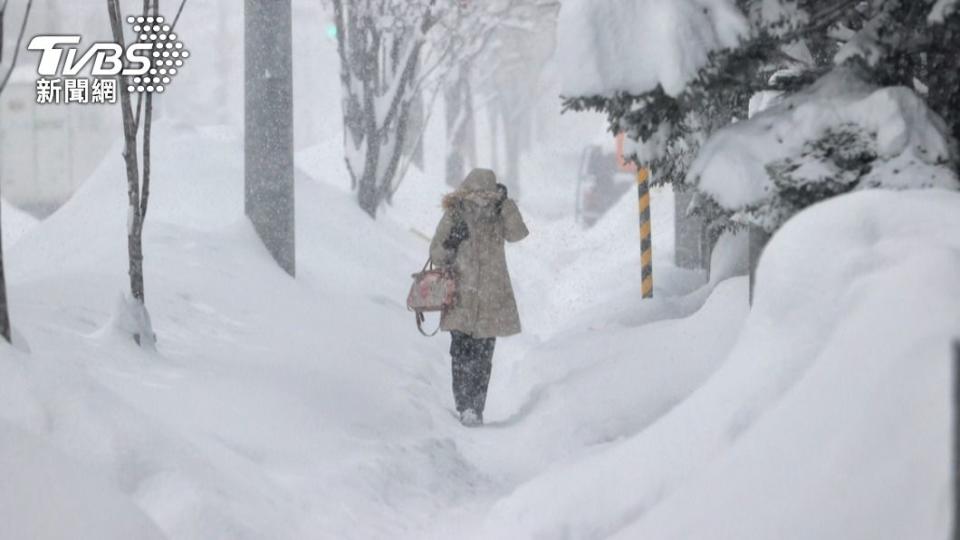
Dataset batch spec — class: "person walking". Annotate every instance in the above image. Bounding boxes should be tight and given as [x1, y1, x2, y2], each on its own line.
[429, 168, 529, 427]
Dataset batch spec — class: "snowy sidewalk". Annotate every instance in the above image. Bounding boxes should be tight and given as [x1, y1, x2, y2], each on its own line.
[2, 125, 744, 538]
[4, 124, 956, 539]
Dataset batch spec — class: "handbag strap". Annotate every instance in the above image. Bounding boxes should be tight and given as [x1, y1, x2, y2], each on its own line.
[415, 310, 441, 337]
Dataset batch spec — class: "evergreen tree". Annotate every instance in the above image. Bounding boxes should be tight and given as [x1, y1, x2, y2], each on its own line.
[562, 0, 960, 243]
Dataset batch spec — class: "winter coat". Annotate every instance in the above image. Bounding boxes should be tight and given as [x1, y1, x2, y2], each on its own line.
[429, 169, 529, 338]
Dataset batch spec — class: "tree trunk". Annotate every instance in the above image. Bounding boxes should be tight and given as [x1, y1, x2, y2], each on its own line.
[674, 188, 707, 271]
[107, 0, 157, 347]
[748, 226, 771, 305]
[357, 167, 380, 218]
[110, 0, 143, 306]
[0, 193, 9, 344]
[244, 0, 295, 275]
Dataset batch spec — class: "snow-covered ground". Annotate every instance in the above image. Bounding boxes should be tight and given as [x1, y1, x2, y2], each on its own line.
[2, 0, 957, 535]
[1, 197, 37, 249]
[480, 189, 960, 540]
[0, 118, 720, 537]
[5, 16, 960, 531]
[2, 123, 958, 539]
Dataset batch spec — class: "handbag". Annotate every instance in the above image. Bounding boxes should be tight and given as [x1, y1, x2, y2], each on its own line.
[406, 258, 457, 336]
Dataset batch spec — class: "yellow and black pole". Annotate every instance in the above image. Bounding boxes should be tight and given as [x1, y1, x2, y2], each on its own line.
[637, 167, 653, 298]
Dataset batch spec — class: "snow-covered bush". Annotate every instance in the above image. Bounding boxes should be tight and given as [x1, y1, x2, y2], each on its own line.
[750, 125, 875, 232]
[689, 67, 959, 233]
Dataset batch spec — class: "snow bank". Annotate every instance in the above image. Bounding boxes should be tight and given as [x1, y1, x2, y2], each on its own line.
[481, 189, 960, 539]
[7, 123, 246, 285]
[690, 67, 958, 212]
[0, 405, 165, 540]
[2, 198, 37, 248]
[708, 229, 748, 284]
[476, 277, 748, 474]
[3, 122, 452, 538]
[557, 0, 749, 97]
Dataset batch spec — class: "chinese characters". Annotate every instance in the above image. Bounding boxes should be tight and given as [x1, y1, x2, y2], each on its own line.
[36, 77, 117, 105]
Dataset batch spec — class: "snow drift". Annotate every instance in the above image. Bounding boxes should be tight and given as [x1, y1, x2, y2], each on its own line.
[480, 189, 960, 539]
[1, 198, 37, 249]
[0, 412, 165, 540]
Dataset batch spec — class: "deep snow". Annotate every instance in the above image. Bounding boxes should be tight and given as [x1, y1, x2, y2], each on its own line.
[0, 0, 953, 536]
[3, 118, 957, 539]
[1, 197, 37, 249]
[478, 189, 960, 540]
[2, 119, 722, 538]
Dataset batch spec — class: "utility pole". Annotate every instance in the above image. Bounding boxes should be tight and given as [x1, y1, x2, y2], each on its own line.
[244, 0, 295, 276]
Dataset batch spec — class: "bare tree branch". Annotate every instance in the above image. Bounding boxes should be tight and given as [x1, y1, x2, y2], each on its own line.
[170, 0, 188, 31]
[141, 0, 157, 224]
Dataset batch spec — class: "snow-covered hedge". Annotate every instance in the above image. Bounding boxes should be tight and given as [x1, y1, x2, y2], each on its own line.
[688, 67, 959, 232]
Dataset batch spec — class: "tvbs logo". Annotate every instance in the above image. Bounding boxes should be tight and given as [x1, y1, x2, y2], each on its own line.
[28, 15, 189, 96]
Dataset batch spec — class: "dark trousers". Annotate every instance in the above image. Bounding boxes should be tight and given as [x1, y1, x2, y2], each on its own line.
[450, 331, 496, 415]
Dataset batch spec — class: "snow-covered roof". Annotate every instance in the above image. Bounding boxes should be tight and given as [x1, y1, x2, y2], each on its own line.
[557, 0, 750, 98]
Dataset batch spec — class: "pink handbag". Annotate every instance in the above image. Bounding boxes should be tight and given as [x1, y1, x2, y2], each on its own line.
[407, 259, 457, 336]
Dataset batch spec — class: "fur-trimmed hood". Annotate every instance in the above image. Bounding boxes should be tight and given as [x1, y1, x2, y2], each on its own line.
[443, 168, 501, 211]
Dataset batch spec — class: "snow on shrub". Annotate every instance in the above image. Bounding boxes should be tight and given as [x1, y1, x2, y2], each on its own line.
[688, 66, 960, 233]
[930, 0, 960, 23]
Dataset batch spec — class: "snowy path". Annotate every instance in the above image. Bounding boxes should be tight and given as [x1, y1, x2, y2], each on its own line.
[2, 124, 753, 538]
[5, 124, 957, 539]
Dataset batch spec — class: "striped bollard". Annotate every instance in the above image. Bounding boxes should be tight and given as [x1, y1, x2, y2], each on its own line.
[638, 167, 653, 299]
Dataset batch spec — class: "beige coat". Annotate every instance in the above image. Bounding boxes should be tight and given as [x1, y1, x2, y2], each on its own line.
[430, 169, 529, 338]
